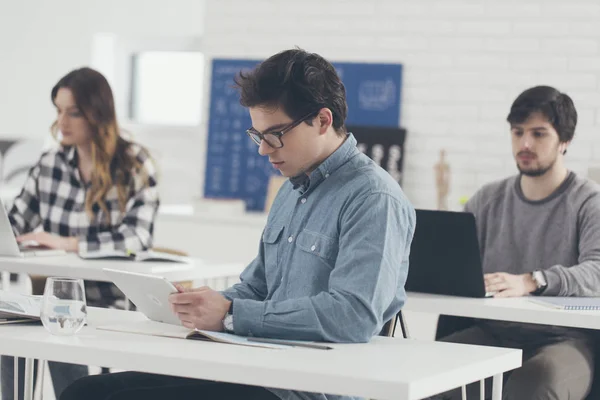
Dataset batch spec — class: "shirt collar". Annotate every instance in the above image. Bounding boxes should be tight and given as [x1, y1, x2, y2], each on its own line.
[63, 146, 78, 168]
[62, 146, 88, 188]
[290, 133, 359, 194]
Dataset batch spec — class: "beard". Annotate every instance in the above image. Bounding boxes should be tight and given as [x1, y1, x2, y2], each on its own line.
[516, 157, 556, 177]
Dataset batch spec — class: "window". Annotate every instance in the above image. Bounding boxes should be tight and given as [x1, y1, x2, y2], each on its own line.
[129, 51, 204, 126]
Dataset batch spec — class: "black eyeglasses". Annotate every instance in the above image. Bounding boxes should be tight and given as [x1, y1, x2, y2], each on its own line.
[246, 111, 318, 149]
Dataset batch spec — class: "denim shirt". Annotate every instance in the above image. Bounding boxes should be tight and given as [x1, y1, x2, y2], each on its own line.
[222, 134, 415, 400]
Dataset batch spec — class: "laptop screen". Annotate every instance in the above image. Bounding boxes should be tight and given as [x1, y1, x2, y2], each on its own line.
[405, 209, 486, 298]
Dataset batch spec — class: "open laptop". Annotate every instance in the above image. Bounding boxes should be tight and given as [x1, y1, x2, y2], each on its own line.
[405, 209, 491, 298]
[0, 199, 66, 257]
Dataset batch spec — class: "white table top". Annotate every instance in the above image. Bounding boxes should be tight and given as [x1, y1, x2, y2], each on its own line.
[405, 292, 600, 330]
[0, 254, 244, 283]
[0, 308, 521, 400]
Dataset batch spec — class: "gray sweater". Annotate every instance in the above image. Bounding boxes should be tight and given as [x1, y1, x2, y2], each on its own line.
[466, 172, 600, 338]
[465, 172, 600, 340]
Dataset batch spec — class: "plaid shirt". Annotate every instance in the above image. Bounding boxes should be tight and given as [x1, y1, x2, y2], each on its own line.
[9, 144, 159, 307]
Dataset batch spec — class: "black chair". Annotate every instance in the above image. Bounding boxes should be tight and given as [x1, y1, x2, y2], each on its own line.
[435, 315, 475, 340]
[380, 310, 409, 338]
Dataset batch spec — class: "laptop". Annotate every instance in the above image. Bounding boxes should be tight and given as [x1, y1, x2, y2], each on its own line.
[0, 199, 66, 257]
[405, 209, 491, 298]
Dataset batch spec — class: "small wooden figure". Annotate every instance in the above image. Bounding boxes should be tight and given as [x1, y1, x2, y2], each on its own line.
[434, 149, 450, 210]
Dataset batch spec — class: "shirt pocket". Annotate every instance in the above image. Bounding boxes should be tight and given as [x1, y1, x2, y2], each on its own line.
[296, 229, 338, 270]
[262, 224, 285, 283]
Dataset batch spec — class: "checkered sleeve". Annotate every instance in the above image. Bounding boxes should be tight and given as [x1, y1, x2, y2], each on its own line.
[78, 150, 160, 254]
[8, 162, 43, 235]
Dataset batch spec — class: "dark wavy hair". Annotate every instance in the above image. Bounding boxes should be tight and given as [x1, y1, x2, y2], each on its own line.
[51, 67, 149, 221]
[234, 48, 348, 136]
[507, 86, 577, 143]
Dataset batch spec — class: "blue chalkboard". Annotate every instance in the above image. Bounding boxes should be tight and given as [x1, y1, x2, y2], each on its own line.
[335, 62, 402, 127]
[204, 58, 403, 211]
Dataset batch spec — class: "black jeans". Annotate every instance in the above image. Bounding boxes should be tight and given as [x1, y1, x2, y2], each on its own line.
[1, 357, 88, 400]
[60, 371, 281, 400]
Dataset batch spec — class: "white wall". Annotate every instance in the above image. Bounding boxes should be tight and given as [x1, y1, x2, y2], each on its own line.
[0, 0, 205, 137]
[3, 1, 600, 208]
[202, 0, 600, 209]
[0, 0, 206, 203]
[7, 0, 600, 209]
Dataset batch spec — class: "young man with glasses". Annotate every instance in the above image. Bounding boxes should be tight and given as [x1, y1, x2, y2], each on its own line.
[61, 49, 415, 400]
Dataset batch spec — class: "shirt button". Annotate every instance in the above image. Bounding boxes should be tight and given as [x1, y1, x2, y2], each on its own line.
[301, 198, 307, 204]
[288, 236, 293, 243]
[325, 173, 330, 178]
[311, 245, 316, 251]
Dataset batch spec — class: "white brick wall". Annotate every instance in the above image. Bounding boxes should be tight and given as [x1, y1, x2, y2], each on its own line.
[202, 0, 600, 210]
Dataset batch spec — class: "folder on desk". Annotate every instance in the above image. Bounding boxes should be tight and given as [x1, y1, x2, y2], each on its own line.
[529, 297, 600, 310]
[0, 292, 41, 323]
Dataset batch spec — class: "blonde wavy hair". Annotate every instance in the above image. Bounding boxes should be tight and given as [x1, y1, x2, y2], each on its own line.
[50, 67, 149, 222]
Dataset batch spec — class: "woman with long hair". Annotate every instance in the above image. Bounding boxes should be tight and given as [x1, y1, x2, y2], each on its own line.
[1, 67, 159, 400]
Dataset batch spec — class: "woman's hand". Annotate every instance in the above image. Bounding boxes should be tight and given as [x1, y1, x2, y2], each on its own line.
[16, 232, 79, 252]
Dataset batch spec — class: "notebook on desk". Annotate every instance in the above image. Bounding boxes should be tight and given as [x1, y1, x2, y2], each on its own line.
[529, 297, 600, 310]
[97, 320, 331, 349]
[80, 249, 190, 263]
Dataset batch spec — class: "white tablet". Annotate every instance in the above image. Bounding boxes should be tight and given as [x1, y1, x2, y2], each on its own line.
[103, 268, 182, 326]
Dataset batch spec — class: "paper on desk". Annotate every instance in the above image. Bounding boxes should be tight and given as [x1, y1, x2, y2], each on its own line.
[0, 292, 42, 319]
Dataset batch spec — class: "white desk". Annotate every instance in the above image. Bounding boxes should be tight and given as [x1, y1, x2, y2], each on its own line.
[405, 292, 600, 330]
[2, 308, 521, 400]
[0, 254, 245, 288]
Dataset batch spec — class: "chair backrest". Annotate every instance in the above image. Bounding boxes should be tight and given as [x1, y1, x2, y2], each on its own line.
[1, 138, 49, 186]
[380, 310, 409, 339]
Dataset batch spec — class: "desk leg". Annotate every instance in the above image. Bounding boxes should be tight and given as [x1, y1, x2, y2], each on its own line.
[2, 271, 10, 291]
[480, 379, 485, 400]
[38, 360, 46, 400]
[24, 358, 34, 400]
[492, 374, 503, 400]
[14, 357, 19, 400]
[461, 385, 467, 400]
